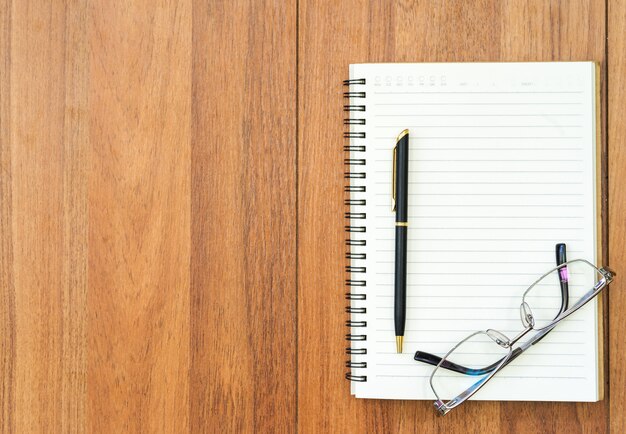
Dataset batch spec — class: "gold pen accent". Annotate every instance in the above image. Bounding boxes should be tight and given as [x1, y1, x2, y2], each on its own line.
[396, 336, 403, 354]
[392, 130, 409, 212]
[395, 222, 408, 227]
[396, 129, 409, 142]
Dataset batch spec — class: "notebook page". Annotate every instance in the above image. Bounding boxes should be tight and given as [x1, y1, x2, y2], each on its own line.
[349, 62, 598, 400]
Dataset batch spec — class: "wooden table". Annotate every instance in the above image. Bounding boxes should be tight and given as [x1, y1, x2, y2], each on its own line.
[1, 1, 624, 432]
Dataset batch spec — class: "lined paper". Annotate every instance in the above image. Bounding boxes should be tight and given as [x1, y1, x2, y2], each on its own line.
[348, 63, 598, 400]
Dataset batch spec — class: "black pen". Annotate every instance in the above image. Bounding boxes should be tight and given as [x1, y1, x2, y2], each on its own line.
[392, 129, 409, 353]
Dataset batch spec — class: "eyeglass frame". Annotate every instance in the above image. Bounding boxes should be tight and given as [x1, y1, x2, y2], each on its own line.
[415, 243, 571, 379]
[425, 259, 615, 416]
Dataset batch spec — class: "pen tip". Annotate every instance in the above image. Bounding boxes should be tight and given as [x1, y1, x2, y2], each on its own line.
[396, 336, 404, 354]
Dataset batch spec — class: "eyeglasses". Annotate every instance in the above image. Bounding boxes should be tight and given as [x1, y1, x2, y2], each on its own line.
[414, 258, 615, 416]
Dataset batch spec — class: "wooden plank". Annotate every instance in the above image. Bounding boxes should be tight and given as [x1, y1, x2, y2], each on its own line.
[0, 0, 15, 430]
[0, 1, 88, 432]
[190, 0, 297, 432]
[87, 2, 191, 432]
[499, 3, 608, 434]
[608, 0, 626, 431]
[297, 1, 607, 432]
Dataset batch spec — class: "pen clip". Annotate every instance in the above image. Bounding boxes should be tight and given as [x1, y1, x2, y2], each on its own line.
[392, 144, 397, 212]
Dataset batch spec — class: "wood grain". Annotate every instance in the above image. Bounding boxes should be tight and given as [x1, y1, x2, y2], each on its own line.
[298, 1, 608, 433]
[0, 0, 14, 430]
[88, 1, 191, 432]
[1, 1, 88, 432]
[190, 0, 297, 432]
[608, 0, 626, 432]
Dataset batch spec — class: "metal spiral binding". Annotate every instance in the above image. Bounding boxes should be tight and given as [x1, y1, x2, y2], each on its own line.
[343, 77, 367, 383]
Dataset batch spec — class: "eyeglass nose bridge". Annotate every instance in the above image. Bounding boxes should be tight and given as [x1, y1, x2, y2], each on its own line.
[507, 324, 534, 347]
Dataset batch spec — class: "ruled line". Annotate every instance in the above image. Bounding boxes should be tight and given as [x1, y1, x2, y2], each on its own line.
[375, 363, 584, 368]
[373, 148, 584, 151]
[374, 249, 585, 253]
[375, 204, 584, 207]
[374, 91, 584, 95]
[376, 181, 584, 185]
[375, 328, 584, 332]
[374, 227, 584, 230]
[374, 260, 568, 263]
[375, 136, 584, 140]
[375, 113, 584, 117]
[374, 271, 584, 275]
[376, 351, 585, 356]
[374, 159, 583, 162]
[374, 375, 586, 379]
[375, 102, 584, 106]
[374, 285, 586, 288]
[374, 170, 585, 173]
[374, 337, 583, 342]
[374, 216, 584, 219]
[373, 193, 584, 196]
[375, 125, 584, 128]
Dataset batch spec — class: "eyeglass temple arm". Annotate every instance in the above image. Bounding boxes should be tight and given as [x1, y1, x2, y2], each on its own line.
[414, 243, 570, 375]
[414, 348, 523, 375]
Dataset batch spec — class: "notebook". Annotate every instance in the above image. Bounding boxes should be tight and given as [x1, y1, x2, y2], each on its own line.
[344, 62, 602, 401]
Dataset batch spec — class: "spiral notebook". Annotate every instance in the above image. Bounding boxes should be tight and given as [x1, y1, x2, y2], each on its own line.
[344, 62, 602, 400]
